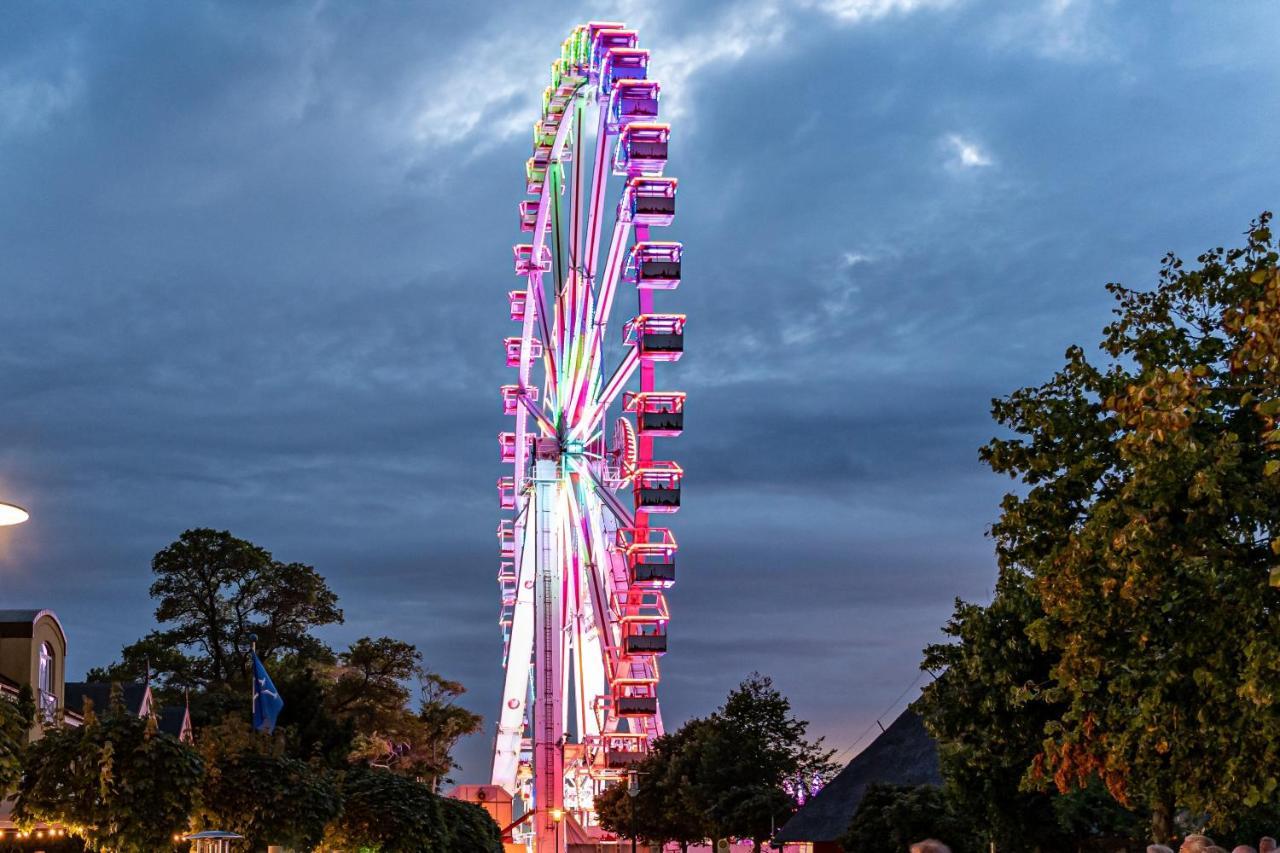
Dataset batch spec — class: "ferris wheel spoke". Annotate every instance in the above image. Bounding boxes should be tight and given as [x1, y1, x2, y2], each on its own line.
[571, 347, 640, 443]
[581, 463, 636, 530]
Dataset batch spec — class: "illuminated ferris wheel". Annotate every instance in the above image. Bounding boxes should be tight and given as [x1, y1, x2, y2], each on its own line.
[492, 20, 685, 852]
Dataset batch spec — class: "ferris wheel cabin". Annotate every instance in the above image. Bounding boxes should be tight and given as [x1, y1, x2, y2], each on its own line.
[504, 336, 543, 368]
[625, 313, 685, 361]
[633, 460, 682, 512]
[500, 383, 536, 416]
[590, 27, 637, 75]
[625, 241, 681, 290]
[621, 176, 676, 226]
[614, 124, 670, 177]
[513, 243, 552, 276]
[617, 526, 677, 588]
[624, 391, 685, 437]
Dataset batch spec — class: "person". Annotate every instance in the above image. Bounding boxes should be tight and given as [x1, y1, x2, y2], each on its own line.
[1150, 845, 1175, 853]
[1232, 845, 1258, 853]
[1183, 836, 1216, 853]
[910, 841, 952, 853]
[1259, 838, 1276, 853]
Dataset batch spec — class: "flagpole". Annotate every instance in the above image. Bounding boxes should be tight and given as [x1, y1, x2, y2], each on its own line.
[249, 632, 257, 727]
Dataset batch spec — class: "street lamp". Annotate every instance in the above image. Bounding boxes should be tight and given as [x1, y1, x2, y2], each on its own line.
[0, 502, 28, 527]
[549, 807, 563, 852]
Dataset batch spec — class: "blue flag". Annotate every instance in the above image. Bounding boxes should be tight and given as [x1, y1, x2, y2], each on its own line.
[252, 652, 284, 732]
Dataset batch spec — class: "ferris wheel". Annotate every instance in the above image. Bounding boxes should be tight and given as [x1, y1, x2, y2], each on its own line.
[492, 20, 685, 851]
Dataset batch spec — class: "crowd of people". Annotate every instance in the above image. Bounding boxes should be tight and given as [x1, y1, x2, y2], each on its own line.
[1149, 834, 1280, 853]
[903, 835, 1280, 853]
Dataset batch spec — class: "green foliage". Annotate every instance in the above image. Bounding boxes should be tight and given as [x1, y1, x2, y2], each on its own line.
[414, 672, 483, 787]
[698, 674, 834, 846]
[320, 766, 500, 852]
[596, 725, 712, 847]
[194, 717, 341, 850]
[437, 796, 504, 852]
[839, 784, 976, 853]
[99, 528, 343, 691]
[333, 638, 482, 788]
[917, 571, 1072, 851]
[16, 707, 203, 852]
[273, 661, 358, 766]
[599, 675, 832, 850]
[940, 214, 1280, 842]
[0, 687, 34, 799]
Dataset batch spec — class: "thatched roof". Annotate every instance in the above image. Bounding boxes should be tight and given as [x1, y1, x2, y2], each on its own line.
[776, 709, 942, 844]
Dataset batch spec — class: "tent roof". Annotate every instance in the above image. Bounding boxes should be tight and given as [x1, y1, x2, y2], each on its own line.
[775, 709, 942, 843]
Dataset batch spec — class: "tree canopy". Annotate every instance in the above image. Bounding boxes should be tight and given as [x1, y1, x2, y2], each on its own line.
[16, 693, 204, 853]
[918, 214, 1280, 844]
[92, 528, 343, 690]
[597, 674, 832, 852]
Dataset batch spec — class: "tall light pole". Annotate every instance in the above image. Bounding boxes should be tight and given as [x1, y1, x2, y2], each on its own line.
[0, 502, 29, 527]
[549, 808, 563, 852]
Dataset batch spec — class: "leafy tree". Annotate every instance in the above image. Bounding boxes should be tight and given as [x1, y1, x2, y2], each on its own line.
[331, 638, 481, 788]
[839, 784, 976, 853]
[595, 725, 712, 851]
[16, 693, 204, 852]
[917, 570, 1070, 852]
[319, 766, 500, 852]
[978, 215, 1280, 840]
[595, 781, 649, 845]
[0, 686, 34, 799]
[193, 717, 341, 850]
[328, 636, 422, 738]
[272, 660, 358, 766]
[700, 674, 834, 851]
[414, 672, 483, 788]
[604, 675, 830, 852]
[438, 796, 504, 852]
[96, 529, 343, 690]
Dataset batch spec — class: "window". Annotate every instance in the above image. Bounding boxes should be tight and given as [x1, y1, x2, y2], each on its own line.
[38, 642, 56, 721]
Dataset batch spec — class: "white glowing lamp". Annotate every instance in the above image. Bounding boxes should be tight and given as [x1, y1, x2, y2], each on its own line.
[0, 503, 29, 526]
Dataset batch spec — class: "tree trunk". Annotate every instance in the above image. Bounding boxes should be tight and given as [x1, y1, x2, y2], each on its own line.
[1152, 794, 1176, 844]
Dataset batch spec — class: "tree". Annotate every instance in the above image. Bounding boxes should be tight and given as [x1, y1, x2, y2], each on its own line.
[595, 725, 712, 851]
[414, 672, 483, 788]
[327, 636, 422, 738]
[330, 638, 481, 788]
[917, 570, 1071, 852]
[96, 529, 343, 690]
[193, 717, 341, 850]
[0, 686, 34, 799]
[840, 784, 976, 853]
[604, 675, 832, 852]
[319, 766, 501, 852]
[979, 215, 1280, 840]
[16, 694, 204, 852]
[272, 659, 357, 767]
[702, 674, 834, 851]
[438, 796, 504, 852]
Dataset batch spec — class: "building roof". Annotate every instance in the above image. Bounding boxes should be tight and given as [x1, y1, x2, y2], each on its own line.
[0, 609, 65, 641]
[776, 709, 943, 844]
[157, 705, 190, 738]
[64, 682, 150, 717]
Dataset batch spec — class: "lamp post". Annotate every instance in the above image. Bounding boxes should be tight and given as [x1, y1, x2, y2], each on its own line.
[627, 770, 641, 853]
[0, 502, 28, 527]
[549, 807, 563, 852]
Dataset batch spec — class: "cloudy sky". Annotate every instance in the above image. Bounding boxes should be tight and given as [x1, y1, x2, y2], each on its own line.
[0, 0, 1277, 781]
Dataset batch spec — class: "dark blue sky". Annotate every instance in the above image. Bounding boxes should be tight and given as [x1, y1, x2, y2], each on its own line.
[0, 0, 1277, 782]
